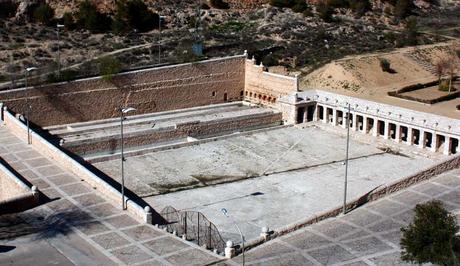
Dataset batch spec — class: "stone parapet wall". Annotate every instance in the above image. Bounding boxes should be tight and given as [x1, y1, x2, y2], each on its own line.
[0, 56, 246, 127]
[1, 107, 149, 222]
[244, 59, 299, 105]
[244, 153, 460, 254]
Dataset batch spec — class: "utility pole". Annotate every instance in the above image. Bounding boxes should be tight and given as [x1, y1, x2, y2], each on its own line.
[343, 103, 351, 214]
[158, 16, 165, 64]
[56, 24, 65, 78]
[120, 107, 136, 210]
[24, 67, 38, 145]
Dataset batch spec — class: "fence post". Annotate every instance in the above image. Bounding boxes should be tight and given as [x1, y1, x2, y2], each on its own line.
[208, 222, 212, 249]
[183, 214, 187, 240]
[197, 214, 200, 246]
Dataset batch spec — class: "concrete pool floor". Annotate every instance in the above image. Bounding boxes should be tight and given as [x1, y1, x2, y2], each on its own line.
[94, 125, 438, 243]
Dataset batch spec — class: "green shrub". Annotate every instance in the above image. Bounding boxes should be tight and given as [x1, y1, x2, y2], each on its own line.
[76, 0, 112, 33]
[394, 0, 416, 19]
[349, 0, 371, 16]
[269, 0, 295, 8]
[438, 79, 449, 91]
[326, 0, 348, 8]
[379, 58, 391, 72]
[303, 8, 314, 17]
[98, 56, 122, 81]
[400, 200, 460, 265]
[62, 12, 76, 30]
[33, 3, 55, 26]
[317, 2, 334, 22]
[292, 1, 309, 13]
[403, 16, 418, 46]
[47, 69, 79, 83]
[113, 0, 160, 33]
[262, 53, 280, 67]
[0, 1, 18, 19]
[210, 0, 230, 9]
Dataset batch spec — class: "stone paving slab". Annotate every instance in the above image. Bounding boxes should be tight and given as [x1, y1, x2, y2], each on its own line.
[0, 125, 223, 265]
[230, 167, 460, 265]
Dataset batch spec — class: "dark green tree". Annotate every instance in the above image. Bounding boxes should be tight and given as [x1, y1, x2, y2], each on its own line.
[210, 0, 230, 9]
[33, 3, 55, 26]
[317, 2, 334, 22]
[113, 0, 160, 33]
[76, 0, 112, 33]
[62, 12, 76, 30]
[403, 16, 418, 46]
[0, 1, 18, 19]
[98, 56, 122, 81]
[401, 200, 460, 265]
[394, 0, 416, 19]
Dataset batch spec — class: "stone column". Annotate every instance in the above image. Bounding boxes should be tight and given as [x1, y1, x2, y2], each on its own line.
[406, 128, 413, 146]
[332, 109, 338, 126]
[313, 105, 319, 122]
[144, 206, 153, 224]
[362, 116, 368, 134]
[395, 124, 401, 143]
[444, 137, 451, 155]
[383, 121, 390, 140]
[431, 133, 438, 153]
[352, 113, 358, 131]
[372, 119, 378, 137]
[324, 107, 329, 124]
[342, 111, 347, 129]
[225, 241, 235, 258]
[419, 130, 426, 149]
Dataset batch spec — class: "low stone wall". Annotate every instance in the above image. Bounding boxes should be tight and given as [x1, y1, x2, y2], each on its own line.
[64, 111, 282, 156]
[0, 55, 246, 127]
[0, 157, 39, 214]
[242, 153, 460, 255]
[1, 107, 150, 222]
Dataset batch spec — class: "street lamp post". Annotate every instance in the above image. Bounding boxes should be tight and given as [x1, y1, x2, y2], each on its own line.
[343, 103, 351, 214]
[24, 67, 37, 145]
[56, 24, 64, 78]
[158, 16, 165, 64]
[221, 208, 245, 266]
[120, 107, 136, 210]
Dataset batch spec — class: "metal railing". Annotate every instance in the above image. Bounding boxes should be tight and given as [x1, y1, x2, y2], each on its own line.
[160, 206, 226, 253]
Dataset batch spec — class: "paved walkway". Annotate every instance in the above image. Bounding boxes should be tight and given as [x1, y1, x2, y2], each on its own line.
[0, 125, 223, 265]
[230, 168, 460, 265]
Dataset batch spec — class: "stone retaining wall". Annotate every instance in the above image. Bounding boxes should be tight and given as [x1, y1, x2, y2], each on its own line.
[0, 55, 246, 127]
[64, 111, 282, 156]
[0, 156, 39, 214]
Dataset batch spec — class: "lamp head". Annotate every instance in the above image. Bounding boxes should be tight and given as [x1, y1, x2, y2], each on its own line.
[121, 107, 136, 114]
[57, 24, 65, 28]
[26, 67, 37, 72]
[221, 208, 229, 217]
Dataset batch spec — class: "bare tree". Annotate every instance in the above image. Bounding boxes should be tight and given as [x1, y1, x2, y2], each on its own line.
[435, 58, 446, 84]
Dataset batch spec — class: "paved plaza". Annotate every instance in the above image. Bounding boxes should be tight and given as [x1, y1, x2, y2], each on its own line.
[228, 168, 460, 265]
[108, 125, 435, 242]
[0, 125, 223, 266]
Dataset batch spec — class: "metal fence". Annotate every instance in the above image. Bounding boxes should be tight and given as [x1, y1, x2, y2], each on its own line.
[160, 206, 226, 253]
